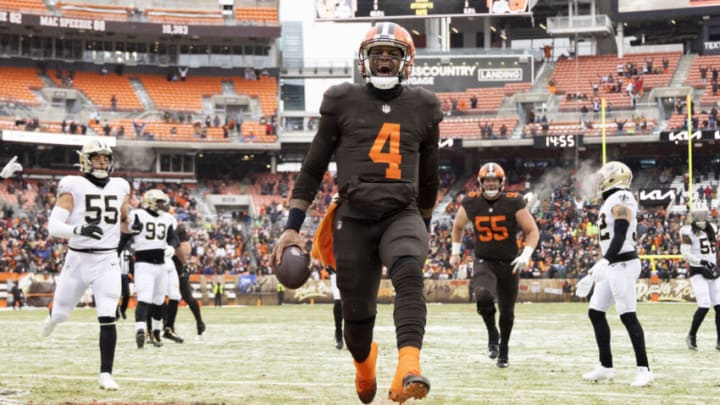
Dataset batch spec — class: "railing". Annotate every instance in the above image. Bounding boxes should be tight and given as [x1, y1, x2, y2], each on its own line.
[546, 15, 613, 33]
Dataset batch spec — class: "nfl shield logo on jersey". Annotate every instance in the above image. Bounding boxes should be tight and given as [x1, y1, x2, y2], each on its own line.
[381, 104, 391, 114]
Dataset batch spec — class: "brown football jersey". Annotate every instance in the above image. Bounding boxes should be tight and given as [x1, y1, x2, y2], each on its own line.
[293, 83, 443, 217]
[461, 191, 526, 261]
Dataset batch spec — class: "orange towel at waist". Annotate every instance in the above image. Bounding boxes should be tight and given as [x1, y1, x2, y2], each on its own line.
[311, 201, 337, 268]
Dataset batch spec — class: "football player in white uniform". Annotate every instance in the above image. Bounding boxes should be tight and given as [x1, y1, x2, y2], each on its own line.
[582, 161, 653, 387]
[43, 139, 137, 390]
[122, 189, 179, 349]
[680, 200, 720, 351]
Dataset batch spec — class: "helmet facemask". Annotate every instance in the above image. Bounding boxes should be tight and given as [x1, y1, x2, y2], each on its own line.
[358, 23, 414, 90]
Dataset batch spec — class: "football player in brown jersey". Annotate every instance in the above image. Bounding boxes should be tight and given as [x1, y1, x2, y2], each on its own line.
[450, 162, 539, 368]
[271, 22, 442, 404]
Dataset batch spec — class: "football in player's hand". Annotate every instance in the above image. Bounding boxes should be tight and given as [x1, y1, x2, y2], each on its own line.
[274, 245, 311, 289]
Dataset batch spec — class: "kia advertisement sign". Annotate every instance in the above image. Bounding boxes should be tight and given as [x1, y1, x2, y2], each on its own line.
[659, 129, 720, 143]
[639, 188, 677, 205]
[355, 55, 533, 92]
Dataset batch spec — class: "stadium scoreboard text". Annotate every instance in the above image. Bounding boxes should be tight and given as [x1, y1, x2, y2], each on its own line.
[533, 134, 582, 149]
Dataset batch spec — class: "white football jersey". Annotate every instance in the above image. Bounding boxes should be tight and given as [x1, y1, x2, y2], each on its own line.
[58, 176, 130, 250]
[680, 223, 718, 265]
[130, 208, 175, 252]
[598, 189, 637, 256]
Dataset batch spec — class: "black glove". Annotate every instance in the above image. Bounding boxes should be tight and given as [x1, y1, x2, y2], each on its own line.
[700, 260, 719, 280]
[75, 221, 103, 240]
[130, 214, 143, 235]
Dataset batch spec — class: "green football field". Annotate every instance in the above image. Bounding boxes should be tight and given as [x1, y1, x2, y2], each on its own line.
[0, 302, 718, 404]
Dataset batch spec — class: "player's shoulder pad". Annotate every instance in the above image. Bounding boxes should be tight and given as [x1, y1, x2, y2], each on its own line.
[405, 86, 443, 122]
[323, 81, 357, 99]
[57, 175, 86, 194]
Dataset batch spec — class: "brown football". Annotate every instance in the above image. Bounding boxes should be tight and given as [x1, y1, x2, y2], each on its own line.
[274, 245, 311, 289]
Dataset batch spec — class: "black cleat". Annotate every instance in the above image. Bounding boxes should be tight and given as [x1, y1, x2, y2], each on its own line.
[496, 344, 509, 368]
[197, 321, 206, 336]
[136, 330, 145, 349]
[148, 330, 163, 347]
[686, 335, 698, 351]
[163, 327, 184, 344]
[487, 344, 499, 359]
[335, 330, 343, 350]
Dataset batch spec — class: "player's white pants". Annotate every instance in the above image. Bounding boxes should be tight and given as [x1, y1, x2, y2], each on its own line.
[134, 262, 168, 305]
[690, 273, 720, 308]
[590, 259, 641, 315]
[50, 250, 121, 322]
[165, 261, 181, 301]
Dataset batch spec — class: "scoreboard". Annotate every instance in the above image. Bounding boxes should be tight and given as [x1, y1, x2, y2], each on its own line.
[316, 0, 530, 21]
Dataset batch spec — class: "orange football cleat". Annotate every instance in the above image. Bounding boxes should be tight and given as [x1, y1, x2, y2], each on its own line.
[388, 346, 430, 404]
[353, 341, 378, 404]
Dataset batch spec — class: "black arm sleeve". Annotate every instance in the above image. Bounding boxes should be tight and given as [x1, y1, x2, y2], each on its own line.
[291, 114, 339, 203]
[417, 123, 440, 212]
[166, 225, 180, 248]
[117, 232, 133, 254]
[604, 219, 629, 261]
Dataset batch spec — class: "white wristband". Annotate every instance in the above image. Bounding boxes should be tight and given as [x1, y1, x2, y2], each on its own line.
[451, 242, 461, 256]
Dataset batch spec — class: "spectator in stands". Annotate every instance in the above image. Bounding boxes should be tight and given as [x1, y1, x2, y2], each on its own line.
[581, 104, 589, 121]
[548, 80, 556, 95]
[712, 79, 719, 96]
[662, 57, 669, 74]
[700, 65, 709, 84]
[271, 22, 439, 404]
[615, 118, 627, 135]
[499, 123, 508, 138]
[110, 95, 117, 112]
[100, 65, 108, 75]
[178, 66, 189, 81]
[543, 44, 552, 61]
[712, 67, 719, 83]
[470, 94, 478, 109]
[617, 62, 624, 77]
[213, 115, 220, 128]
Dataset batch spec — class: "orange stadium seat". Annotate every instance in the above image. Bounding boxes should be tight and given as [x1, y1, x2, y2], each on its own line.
[551, 52, 680, 111]
[0, 66, 44, 106]
[235, 7, 278, 25]
[0, 0, 47, 13]
[54, 71, 144, 111]
[144, 8, 224, 25]
[55, 2, 130, 21]
[439, 117, 518, 140]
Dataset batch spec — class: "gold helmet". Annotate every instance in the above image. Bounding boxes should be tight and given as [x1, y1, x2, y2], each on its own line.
[142, 189, 169, 212]
[689, 200, 709, 229]
[77, 139, 113, 179]
[597, 161, 632, 193]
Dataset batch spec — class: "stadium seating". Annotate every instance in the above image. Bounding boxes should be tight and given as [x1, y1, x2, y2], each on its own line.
[235, 7, 278, 25]
[439, 117, 518, 139]
[0, 0, 47, 13]
[0, 66, 44, 106]
[50, 71, 143, 111]
[55, 2, 130, 21]
[552, 52, 680, 111]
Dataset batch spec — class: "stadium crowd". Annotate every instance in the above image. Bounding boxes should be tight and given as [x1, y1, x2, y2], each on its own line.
[0, 164, 715, 284]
